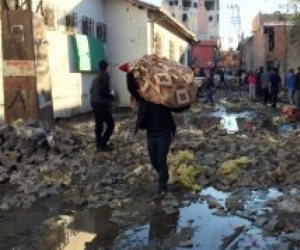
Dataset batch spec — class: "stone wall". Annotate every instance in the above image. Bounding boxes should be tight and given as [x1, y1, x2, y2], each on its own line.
[287, 27, 300, 71]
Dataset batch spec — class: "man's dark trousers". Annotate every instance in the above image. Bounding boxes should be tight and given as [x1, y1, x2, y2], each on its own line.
[271, 90, 278, 108]
[147, 131, 172, 192]
[92, 104, 115, 148]
[262, 88, 269, 105]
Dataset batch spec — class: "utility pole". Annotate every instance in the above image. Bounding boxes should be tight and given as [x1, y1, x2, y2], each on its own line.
[227, 3, 241, 43]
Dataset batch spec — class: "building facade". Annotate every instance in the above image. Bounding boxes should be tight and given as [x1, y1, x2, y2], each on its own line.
[239, 12, 291, 77]
[105, 0, 196, 106]
[0, 0, 195, 123]
[162, 0, 220, 40]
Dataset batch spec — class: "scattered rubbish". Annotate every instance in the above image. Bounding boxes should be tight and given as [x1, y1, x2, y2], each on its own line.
[221, 115, 239, 134]
[282, 105, 297, 121]
[169, 151, 201, 191]
[218, 157, 252, 175]
[278, 123, 294, 137]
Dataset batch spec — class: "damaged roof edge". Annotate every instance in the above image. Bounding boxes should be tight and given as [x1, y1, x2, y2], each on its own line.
[123, 0, 197, 43]
[156, 9, 197, 43]
[123, 0, 159, 10]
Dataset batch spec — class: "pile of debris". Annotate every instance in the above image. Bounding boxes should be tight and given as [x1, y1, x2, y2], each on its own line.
[0, 120, 87, 209]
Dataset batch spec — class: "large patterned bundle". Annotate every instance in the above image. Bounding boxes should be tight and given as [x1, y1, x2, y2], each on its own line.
[129, 55, 197, 108]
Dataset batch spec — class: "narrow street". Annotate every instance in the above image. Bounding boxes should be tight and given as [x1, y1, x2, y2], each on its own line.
[1, 88, 300, 250]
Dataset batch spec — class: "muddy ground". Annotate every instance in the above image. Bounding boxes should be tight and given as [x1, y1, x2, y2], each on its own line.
[1, 88, 300, 250]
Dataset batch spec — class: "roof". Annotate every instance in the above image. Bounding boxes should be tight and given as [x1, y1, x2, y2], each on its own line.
[194, 40, 218, 46]
[263, 21, 294, 27]
[123, 0, 197, 43]
[123, 0, 158, 10]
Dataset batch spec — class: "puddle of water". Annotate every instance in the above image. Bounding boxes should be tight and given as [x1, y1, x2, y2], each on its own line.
[202, 187, 230, 207]
[44, 188, 286, 250]
[243, 188, 284, 215]
[114, 201, 250, 250]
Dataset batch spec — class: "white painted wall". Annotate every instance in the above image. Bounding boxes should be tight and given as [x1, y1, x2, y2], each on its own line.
[34, 0, 106, 118]
[151, 22, 190, 64]
[32, 0, 105, 32]
[104, 0, 148, 107]
[0, 19, 4, 123]
[47, 32, 90, 118]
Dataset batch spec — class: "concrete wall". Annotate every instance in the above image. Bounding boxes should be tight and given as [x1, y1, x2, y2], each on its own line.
[0, 18, 3, 123]
[104, 0, 148, 107]
[33, 0, 105, 118]
[152, 22, 189, 64]
[252, 29, 267, 70]
[287, 27, 300, 71]
[46, 32, 96, 118]
[162, 0, 219, 40]
[32, 0, 105, 31]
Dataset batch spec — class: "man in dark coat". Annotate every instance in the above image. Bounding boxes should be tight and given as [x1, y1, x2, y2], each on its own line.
[127, 72, 188, 197]
[203, 70, 215, 104]
[90, 60, 115, 152]
[269, 68, 281, 109]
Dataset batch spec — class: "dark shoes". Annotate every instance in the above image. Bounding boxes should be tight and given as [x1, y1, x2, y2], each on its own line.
[153, 190, 167, 200]
[97, 144, 114, 152]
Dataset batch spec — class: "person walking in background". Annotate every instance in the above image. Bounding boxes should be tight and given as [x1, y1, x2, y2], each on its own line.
[90, 60, 115, 152]
[203, 70, 215, 104]
[194, 67, 206, 99]
[286, 68, 296, 105]
[295, 67, 300, 111]
[248, 71, 257, 100]
[270, 68, 281, 109]
[261, 67, 271, 105]
[256, 66, 264, 97]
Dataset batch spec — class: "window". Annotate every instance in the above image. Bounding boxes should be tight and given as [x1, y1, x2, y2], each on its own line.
[179, 46, 185, 63]
[193, 2, 198, 8]
[209, 15, 213, 22]
[154, 33, 162, 56]
[65, 12, 77, 33]
[183, 0, 191, 8]
[82, 16, 94, 37]
[169, 1, 173, 6]
[182, 13, 188, 22]
[174, 1, 178, 5]
[169, 40, 175, 60]
[96, 22, 107, 42]
[204, 1, 214, 11]
[172, 13, 175, 18]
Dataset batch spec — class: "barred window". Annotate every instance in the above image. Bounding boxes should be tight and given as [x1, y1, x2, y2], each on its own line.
[154, 33, 162, 56]
[179, 45, 185, 63]
[65, 12, 77, 33]
[82, 16, 94, 36]
[96, 22, 107, 42]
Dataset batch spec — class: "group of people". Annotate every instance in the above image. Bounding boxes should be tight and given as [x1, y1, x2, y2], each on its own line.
[194, 65, 300, 110]
[245, 67, 281, 108]
[193, 67, 230, 105]
[90, 60, 188, 198]
[243, 66, 300, 109]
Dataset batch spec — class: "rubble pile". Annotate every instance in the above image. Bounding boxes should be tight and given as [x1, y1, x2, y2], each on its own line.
[0, 121, 86, 210]
[2, 103, 300, 214]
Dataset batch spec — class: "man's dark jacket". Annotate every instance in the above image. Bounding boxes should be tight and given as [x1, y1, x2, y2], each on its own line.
[126, 72, 188, 136]
[90, 72, 113, 108]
